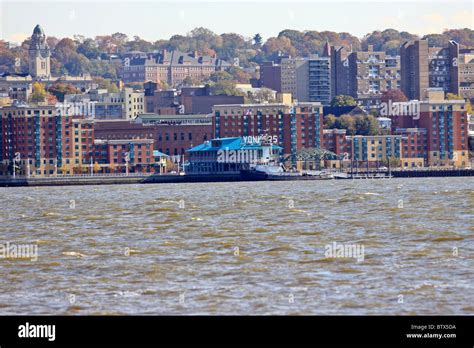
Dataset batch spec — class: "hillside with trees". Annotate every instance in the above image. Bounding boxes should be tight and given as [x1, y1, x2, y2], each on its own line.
[1, 27, 473, 86]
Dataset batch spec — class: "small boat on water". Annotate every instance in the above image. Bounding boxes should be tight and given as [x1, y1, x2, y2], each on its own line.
[241, 163, 334, 181]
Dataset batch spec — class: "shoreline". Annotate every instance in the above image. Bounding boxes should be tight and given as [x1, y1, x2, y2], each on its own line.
[0, 169, 473, 187]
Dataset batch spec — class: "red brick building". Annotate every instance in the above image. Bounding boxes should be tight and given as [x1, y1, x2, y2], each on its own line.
[93, 139, 154, 173]
[389, 90, 469, 166]
[93, 114, 213, 158]
[322, 129, 351, 156]
[212, 102, 324, 158]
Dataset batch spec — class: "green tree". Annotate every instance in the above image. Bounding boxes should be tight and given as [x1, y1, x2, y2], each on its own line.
[331, 95, 357, 107]
[336, 115, 356, 135]
[93, 77, 119, 93]
[323, 114, 337, 129]
[354, 115, 379, 135]
[210, 80, 244, 96]
[253, 33, 262, 47]
[77, 38, 100, 59]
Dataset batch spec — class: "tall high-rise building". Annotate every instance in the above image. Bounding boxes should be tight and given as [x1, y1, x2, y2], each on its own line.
[457, 48, 474, 101]
[347, 45, 400, 106]
[279, 55, 331, 105]
[259, 61, 282, 93]
[330, 45, 400, 106]
[400, 40, 474, 101]
[330, 46, 351, 98]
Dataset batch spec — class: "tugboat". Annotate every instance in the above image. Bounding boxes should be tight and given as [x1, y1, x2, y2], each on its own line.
[240, 142, 334, 181]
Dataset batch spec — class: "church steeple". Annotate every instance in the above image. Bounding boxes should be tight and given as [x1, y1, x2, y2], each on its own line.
[29, 24, 51, 78]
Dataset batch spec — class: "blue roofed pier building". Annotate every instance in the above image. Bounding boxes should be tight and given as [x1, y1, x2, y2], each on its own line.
[185, 137, 282, 174]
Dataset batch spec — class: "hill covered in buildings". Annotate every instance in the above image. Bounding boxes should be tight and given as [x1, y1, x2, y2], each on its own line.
[1, 27, 473, 86]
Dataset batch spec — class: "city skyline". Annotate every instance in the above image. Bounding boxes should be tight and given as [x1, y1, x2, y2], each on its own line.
[1, 0, 473, 43]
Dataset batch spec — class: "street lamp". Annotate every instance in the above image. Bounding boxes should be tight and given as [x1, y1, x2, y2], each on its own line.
[124, 152, 130, 175]
[12, 152, 20, 179]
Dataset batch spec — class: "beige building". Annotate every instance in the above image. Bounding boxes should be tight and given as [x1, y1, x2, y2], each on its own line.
[29, 25, 51, 78]
[281, 57, 309, 102]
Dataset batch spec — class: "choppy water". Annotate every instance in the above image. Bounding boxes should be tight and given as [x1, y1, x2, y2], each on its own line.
[0, 177, 473, 315]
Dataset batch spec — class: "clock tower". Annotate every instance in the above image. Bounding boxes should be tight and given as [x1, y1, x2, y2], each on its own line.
[29, 24, 51, 78]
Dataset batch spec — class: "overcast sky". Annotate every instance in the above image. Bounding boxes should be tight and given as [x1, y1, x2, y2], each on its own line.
[1, 0, 473, 43]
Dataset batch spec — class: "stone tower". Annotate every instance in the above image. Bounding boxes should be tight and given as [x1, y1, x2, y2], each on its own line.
[29, 24, 51, 78]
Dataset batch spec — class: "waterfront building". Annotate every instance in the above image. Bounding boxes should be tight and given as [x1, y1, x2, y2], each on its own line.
[121, 50, 230, 86]
[347, 134, 402, 166]
[0, 104, 101, 176]
[394, 128, 428, 168]
[458, 48, 474, 101]
[94, 114, 213, 158]
[389, 89, 469, 167]
[92, 138, 154, 173]
[153, 150, 169, 174]
[185, 137, 282, 174]
[212, 100, 323, 159]
[322, 129, 351, 156]
[0, 105, 59, 176]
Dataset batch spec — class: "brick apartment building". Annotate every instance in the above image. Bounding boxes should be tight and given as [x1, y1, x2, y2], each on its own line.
[144, 83, 244, 115]
[331, 45, 400, 106]
[400, 40, 474, 102]
[122, 50, 231, 87]
[212, 101, 324, 158]
[389, 89, 469, 167]
[93, 114, 213, 158]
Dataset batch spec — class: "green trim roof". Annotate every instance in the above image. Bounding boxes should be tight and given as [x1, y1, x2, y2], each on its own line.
[186, 137, 283, 153]
[153, 150, 169, 157]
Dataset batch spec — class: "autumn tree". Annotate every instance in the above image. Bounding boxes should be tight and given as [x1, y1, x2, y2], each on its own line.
[337, 115, 356, 135]
[381, 89, 408, 103]
[323, 114, 337, 129]
[29, 82, 47, 103]
[331, 95, 357, 107]
[48, 82, 79, 102]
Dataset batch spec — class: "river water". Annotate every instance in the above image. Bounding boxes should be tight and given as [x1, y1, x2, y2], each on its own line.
[0, 177, 473, 315]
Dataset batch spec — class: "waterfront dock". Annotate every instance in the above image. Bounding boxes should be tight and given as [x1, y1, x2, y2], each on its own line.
[1, 168, 473, 187]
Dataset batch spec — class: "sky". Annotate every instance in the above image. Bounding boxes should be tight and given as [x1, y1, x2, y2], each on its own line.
[0, 0, 473, 43]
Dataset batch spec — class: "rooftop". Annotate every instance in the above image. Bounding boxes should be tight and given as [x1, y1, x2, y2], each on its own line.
[187, 137, 283, 153]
